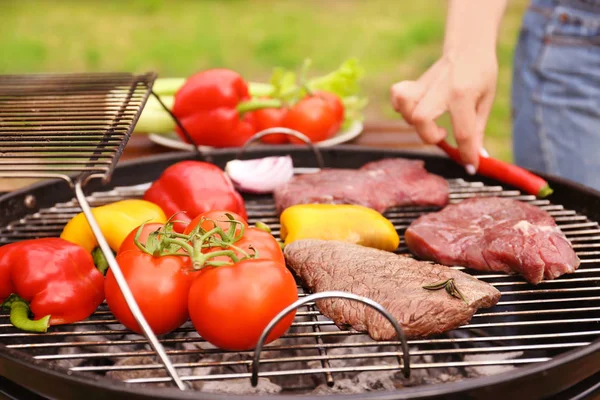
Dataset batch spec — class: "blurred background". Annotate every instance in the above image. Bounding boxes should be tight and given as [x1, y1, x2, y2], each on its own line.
[0, 0, 528, 162]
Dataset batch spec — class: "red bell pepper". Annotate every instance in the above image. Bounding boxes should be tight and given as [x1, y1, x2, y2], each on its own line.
[172, 69, 281, 148]
[143, 161, 247, 232]
[437, 140, 553, 198]
[0, 238, 105, 332]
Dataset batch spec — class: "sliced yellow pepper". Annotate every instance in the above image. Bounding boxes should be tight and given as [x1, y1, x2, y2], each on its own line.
[60, 199, 167, 253]
[279, 204, 400, 251]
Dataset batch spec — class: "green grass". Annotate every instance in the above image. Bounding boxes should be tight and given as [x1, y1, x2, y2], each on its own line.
[0, 0, 527, 161]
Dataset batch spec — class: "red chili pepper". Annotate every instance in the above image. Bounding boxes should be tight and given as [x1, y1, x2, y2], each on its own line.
[437, 140, 553, 198]
[172, 69, 281, 148]
[143, 161, 247, 232]
[0, 238, 105, 332]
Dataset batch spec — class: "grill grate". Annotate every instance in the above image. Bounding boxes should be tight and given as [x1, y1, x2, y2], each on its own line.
[0, 178, 599, 392]
[0, 72, 156, 185]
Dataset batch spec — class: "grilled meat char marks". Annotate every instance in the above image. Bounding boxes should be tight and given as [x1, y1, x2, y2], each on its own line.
[274, 158, 449, 214]
[405, 197, 580, 285]
[284, 239, 501, 340]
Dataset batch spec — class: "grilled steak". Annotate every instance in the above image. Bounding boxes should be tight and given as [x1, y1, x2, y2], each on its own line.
[405, 197, 580, 284]
[273, 158, 448, 214]
[284, 239, 501, 339]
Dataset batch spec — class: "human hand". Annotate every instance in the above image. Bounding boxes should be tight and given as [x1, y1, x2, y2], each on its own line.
[389, 0, 506, 173]
[390, 53, 498, 173]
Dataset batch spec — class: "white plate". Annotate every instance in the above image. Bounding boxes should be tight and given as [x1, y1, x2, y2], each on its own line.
[147, 121, 364, 152]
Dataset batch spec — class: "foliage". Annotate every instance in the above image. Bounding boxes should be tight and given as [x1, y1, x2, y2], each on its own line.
[0, 0, 528, 161]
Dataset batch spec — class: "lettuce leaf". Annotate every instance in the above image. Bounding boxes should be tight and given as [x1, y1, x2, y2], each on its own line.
[306, 58, 365, 99]
[257, 58, 367, 130]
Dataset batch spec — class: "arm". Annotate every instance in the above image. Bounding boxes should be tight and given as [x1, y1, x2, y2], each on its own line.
[390, 0, 508, 173]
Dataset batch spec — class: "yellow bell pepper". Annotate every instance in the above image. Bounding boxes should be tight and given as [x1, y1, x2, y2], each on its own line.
[60, 199, 167, 253]
[279, 204, 400, 251]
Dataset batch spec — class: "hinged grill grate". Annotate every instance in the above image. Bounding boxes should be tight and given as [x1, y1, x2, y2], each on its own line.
[0, 72, 191, 390]
[0, 177, 598, 393]
[0, 72, 156, 185]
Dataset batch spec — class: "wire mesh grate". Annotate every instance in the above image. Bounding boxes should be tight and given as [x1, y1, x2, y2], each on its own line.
[0, 177, 599, 393]
[0, 72, 156, 184]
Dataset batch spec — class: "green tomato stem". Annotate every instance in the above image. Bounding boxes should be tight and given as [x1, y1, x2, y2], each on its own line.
[193, 249, 241, 270]
[133, 221, 155, 256]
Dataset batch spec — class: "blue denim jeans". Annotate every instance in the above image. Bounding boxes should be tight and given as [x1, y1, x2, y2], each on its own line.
[512, 0, 600, 191]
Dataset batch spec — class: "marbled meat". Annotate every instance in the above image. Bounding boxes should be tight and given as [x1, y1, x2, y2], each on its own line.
[273, 158, 448, 214]
[405, 197, 580, 284]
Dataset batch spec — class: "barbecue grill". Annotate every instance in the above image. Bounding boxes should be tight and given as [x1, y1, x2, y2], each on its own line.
[0, 73, 598, 400]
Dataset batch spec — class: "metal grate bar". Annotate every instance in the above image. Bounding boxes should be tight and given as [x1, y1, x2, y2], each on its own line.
[9, 330, 600, 353]
[68, 342, 591, 373]
[0, 177, 599, 392]
[124, 359, 554, 385]
[38, 342, 590, 367]
[0, 72, 156, 185]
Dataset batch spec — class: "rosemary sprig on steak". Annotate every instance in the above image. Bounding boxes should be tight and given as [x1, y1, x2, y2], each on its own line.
[423, 278, 467, 304]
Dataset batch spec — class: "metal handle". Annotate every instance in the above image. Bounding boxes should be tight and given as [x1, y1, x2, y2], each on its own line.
[236, 127, 325, 169]
[74, 181, 187, 391]
[250, 290, 411, 387]
[151, 90, 205, 160]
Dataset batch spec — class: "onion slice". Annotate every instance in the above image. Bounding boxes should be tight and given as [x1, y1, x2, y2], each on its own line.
[225, 156, 294, 194]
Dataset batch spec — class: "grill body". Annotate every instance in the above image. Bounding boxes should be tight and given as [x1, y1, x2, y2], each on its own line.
[0, 146, 599, 400]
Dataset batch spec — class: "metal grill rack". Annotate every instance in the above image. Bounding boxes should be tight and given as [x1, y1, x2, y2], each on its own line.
[1, 177, 598, 391]
[0, 72, 190, 390]
[0, 72, 156, 184]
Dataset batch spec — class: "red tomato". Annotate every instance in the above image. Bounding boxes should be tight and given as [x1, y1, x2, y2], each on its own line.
[284, 96, 338, 144]
[201, 226, 285, 265]
[118, 222, 165, 255]
[188, 259, 298, 350]
[228, 227, 285, 264]
[183, 210, 248, 238]
[314, 90, 344, 132]
[183, 211, 283, 266]
[252, 108, 289, 144]
[105, 251, 194, 335]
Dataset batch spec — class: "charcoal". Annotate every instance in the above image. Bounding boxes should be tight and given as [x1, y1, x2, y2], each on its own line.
[53, 346, 88, 369]
[69, 325, 144, 355]
[464, 352, 522, 377]
[106, 356, 170, 387]
[312, 370, 401, 394]
[45, 300, 509, 394]
[199, 333, 322, 391]
[201, 378, 282, 394]
[105, 355, 197, 388]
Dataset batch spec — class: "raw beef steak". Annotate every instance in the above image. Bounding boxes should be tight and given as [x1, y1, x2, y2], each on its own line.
[405, 197, 580, 284]
[273, 158, 448, 214]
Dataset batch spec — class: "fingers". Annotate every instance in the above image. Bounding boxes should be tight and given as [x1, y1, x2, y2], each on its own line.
[390, 78, 448, 145]
[476, 87, 495, 138]
[390, 81, 425, 125]
[410, 82, 448, 144]
[448, 93, 480, 171]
